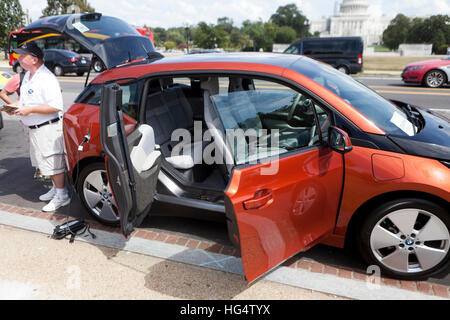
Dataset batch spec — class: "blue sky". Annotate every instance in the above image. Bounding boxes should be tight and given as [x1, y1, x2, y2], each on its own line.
[19, 0, 450, 29]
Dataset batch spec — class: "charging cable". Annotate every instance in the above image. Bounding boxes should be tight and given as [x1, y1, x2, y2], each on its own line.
[52, 125, 96, 242]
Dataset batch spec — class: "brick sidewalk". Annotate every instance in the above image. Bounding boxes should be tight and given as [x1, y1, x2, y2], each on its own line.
[0, 200, 448, 299]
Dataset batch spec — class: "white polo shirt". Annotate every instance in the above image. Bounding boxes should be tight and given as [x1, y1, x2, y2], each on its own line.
[19, 64, 64, 126]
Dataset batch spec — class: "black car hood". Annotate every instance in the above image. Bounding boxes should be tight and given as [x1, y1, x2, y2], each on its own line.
[388, 105, 450, 161]
[23, 12, 157, 70]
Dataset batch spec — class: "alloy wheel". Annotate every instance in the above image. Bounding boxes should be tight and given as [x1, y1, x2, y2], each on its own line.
[425, 71, 445, 88]
[369, 208, 449, 274]
[82, 169, 120, 224]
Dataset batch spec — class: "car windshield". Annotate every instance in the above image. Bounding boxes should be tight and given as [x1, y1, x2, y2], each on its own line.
[293, 58, 417, 136]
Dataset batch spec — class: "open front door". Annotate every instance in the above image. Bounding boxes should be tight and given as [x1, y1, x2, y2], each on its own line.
[99, 83, 161, 237]
[225, 148, 344, 283]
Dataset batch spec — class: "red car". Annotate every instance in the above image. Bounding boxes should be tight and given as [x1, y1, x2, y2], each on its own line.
[25, 13, 450, 282]
[402, 56, 450, 88]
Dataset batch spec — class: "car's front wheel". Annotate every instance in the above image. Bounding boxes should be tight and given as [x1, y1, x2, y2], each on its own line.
[77, 162, 120, 226]
[53, 65, 64, 77]
[357, 199, 450, 280]
[424, 70, 446, 88]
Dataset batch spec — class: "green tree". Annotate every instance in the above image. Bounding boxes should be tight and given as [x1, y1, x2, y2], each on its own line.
[192, 22, 228, 49]
[241, 20, 277, 51]
[406, 15, 450, 53]
[270, 3, 310, 38]
[164, 41, 176, 50]
[230, 28, 247, 49]
[217, 17, 234, 34]
[42, 0, 94, 17]
[166, 27, 186, 45]
[275, 26, 297, 43]
[382, 14, 411, 50]
[0, 0, 24, 55]
[151, 27, 167, 47]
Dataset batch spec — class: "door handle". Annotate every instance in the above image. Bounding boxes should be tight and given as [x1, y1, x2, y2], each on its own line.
[243, 189, 273, 210]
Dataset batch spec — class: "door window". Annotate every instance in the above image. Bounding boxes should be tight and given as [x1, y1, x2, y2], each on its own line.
[210, 78, 331, 165]
[81, 81, 140, 120]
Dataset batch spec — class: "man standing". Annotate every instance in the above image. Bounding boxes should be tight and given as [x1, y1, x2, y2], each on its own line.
[13, 42, 69, 212]
[0, 69, 48, 180]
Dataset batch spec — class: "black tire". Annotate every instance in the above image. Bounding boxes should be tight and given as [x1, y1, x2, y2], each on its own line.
[76, 72, 84, 76]
[53, 65, 64, 77]
[93, 59, 104, 73]
[14, 65, 23, 74]
[357, 198, 450, 280]
[337, 65, 349, 74]
[423, 70, 446, 88]
[76, 162, 120, 227]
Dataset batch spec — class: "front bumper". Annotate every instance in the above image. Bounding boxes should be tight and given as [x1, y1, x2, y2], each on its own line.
[401, 67, 424, 83]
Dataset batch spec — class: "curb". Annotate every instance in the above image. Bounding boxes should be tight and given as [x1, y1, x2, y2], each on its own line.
[0, 201, 448, 300]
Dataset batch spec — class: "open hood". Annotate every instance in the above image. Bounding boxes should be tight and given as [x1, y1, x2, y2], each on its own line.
[23, 12, 157, 70]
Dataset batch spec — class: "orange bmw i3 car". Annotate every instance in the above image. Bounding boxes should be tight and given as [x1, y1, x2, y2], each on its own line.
[25, 13, 449, 282]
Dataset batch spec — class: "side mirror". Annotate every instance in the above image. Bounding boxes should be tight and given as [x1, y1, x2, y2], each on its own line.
[328, 126, 353, 154]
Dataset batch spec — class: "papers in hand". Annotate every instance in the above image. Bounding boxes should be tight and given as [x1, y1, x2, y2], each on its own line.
[0, 105, 18, 113]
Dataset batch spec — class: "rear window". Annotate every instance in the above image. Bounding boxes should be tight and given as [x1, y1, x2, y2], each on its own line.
[70, 16, 140, 46]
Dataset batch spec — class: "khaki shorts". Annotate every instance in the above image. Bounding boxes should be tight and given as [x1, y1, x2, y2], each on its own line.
[29, 120, 65, 176]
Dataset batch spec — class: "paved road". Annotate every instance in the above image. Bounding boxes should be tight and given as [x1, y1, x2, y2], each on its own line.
[0, 68, 448, 287]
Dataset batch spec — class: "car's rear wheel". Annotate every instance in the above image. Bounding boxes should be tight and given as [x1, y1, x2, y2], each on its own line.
[424, 70, 446, 88]
[53, 65, 64, 77]
[337, 66, 349, 74]
[357, 199, 450, 280]
[77, 162, 120, 226]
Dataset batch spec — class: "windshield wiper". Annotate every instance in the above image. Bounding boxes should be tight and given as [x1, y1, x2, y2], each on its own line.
[399, 104, 423, 133]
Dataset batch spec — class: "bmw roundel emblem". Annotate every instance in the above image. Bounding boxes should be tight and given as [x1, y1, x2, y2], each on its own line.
[28, 89, 34, 95]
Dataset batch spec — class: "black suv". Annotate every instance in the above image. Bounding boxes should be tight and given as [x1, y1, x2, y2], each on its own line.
[284, 36, 364, 74]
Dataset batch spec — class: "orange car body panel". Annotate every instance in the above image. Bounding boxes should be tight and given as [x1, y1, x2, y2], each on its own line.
[331, 146, 450, 241]
[225, 147, 344, 282]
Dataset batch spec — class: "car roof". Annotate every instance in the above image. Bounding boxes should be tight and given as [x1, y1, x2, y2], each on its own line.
[155, 52, 302, 68]
[91, 52, 384, 135]
[94, 52, 303, 81]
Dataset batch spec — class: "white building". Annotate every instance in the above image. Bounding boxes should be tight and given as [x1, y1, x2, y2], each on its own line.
[310, 0, 391, 46]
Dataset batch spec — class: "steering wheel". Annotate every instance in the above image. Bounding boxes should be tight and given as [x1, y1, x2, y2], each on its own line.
[287, 93, 302, 121]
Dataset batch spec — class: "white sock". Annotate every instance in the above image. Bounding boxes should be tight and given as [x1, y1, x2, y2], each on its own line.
[55, 188, 68, 197]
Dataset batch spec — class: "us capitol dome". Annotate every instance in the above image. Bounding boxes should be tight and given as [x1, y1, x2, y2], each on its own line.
[310, 0, 391, 46]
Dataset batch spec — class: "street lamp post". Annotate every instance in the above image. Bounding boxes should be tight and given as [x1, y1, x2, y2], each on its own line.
[185, 27, 190, 54]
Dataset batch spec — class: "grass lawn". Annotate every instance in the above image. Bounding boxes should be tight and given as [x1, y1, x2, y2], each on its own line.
[364, 55, 447, 71]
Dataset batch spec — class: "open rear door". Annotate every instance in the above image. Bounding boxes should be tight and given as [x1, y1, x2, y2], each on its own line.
[99, 83, 161, 237]
[225, 148, 344, 283]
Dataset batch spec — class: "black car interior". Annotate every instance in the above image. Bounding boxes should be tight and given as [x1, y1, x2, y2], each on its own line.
[142, 75, 328, 201]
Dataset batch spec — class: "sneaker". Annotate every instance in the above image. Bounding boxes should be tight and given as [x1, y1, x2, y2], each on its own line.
[39, 187, 56, 202]
[42, 194, 70, 212]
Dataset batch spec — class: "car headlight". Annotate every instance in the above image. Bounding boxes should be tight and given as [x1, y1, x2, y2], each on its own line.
[408, 65, 426, 71]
